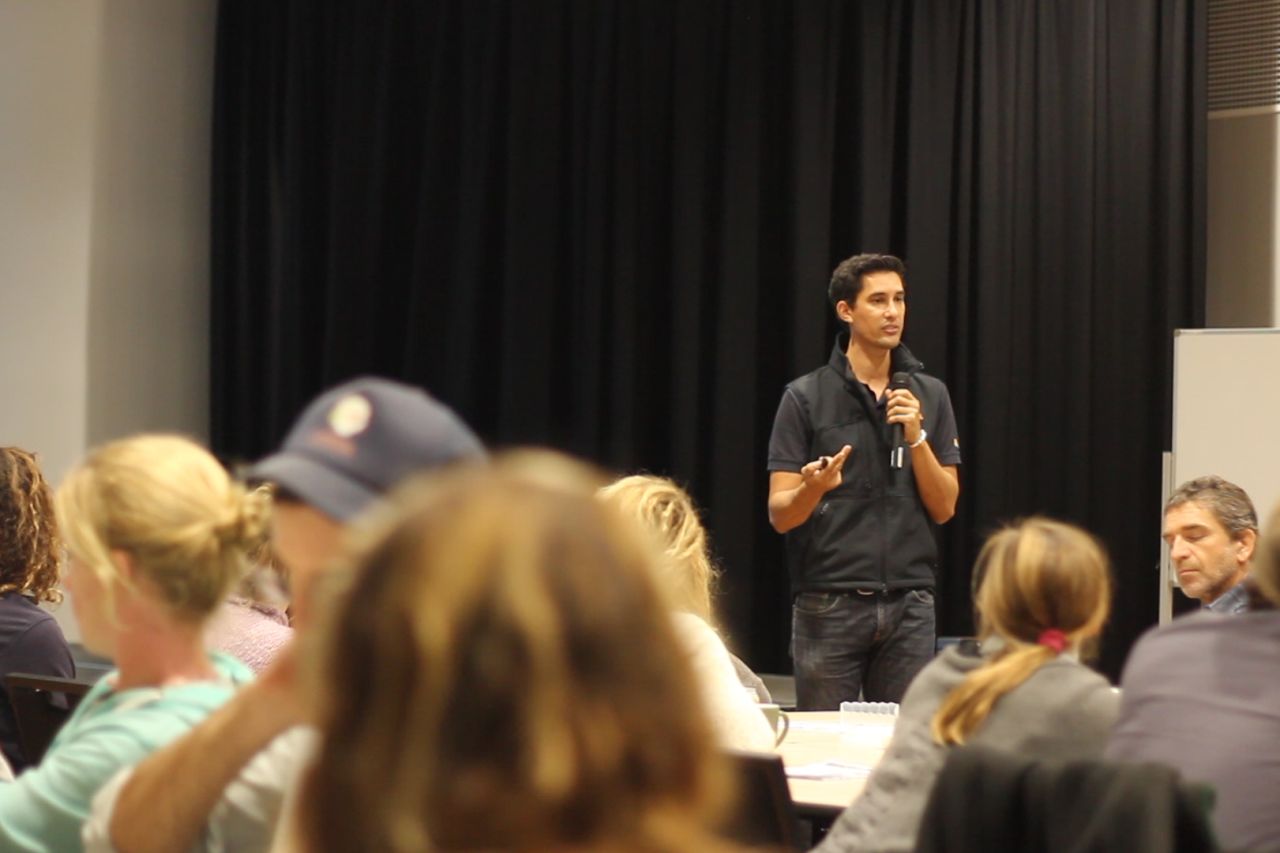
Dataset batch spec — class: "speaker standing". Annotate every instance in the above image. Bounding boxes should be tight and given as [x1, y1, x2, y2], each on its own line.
[766, 253, 961, 710]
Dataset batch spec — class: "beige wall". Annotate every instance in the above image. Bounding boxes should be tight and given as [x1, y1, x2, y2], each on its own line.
[0, 2, 102, 486]
[86, 0, 216, 447]
[1207, 109, 1280, 327]
[0, 0, 216, 642]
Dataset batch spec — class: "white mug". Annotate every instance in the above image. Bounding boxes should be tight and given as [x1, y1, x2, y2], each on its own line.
[757, 703, 790, 746]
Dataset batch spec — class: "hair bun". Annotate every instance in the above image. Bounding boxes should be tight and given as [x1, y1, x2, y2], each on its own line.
[217, 484, 271, 551]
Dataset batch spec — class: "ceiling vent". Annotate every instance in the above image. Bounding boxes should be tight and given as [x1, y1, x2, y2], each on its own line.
[1209, 0, 1280, 115]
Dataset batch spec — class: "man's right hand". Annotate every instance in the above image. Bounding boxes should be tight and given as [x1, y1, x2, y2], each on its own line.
[768, 445, 853, 534]
[799, 444, 853, 494]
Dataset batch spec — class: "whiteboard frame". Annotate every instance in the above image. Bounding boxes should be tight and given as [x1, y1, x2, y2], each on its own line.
[1168, 327, 1280, 622]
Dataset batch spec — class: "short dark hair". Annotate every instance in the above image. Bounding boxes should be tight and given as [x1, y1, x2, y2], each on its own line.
[1164, 475, 1258, 540]
[828, 253, 906, 309]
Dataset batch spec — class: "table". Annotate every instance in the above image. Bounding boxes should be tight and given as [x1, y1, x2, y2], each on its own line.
[777, 711, 896, 819]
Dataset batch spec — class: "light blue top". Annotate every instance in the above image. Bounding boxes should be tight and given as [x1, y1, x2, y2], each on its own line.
[0, 652, 252, 852]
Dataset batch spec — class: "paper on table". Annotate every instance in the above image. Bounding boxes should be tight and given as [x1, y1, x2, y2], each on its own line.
[840, 723, 895, 745]
[788, 720, 846, 734]
[784, 759, 875, 781]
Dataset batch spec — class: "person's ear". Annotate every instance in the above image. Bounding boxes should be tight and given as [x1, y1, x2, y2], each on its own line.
[835, 300, 854, 324]
[1237, 529, 1258, 565]
[110, 549, 138, 583]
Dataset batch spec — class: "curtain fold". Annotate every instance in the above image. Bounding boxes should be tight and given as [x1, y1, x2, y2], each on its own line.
[211, 0, 1204, 676]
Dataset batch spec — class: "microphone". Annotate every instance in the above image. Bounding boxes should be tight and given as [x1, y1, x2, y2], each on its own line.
[889, 372, 910, 469]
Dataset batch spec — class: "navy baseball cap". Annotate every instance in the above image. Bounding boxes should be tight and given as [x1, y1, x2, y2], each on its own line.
[249, 377, 486, 521]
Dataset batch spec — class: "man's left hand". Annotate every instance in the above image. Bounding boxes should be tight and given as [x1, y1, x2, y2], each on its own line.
[887, 388, 924, 445]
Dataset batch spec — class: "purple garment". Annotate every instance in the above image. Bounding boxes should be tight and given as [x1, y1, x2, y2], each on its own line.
[1108, 610, 1280, 851]
[205, 598, 292, 674]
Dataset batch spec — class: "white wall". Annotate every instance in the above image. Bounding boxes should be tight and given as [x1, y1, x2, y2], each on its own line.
[0, 2, 102, 486]
[0, 0, 217, 642]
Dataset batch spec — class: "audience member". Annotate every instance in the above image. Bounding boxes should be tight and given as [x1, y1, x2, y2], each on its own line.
[0, 435, 263, 851]
[817, 518, 1119, 853]
[1162, 475, 1257, 613]
[206, 487, 293, 674]
[86, 378, 484, 853]
[599, 475, 776, 752]
[1107, 501, 1280, 851]
[0, 447, 74, 772]
[295, 453, 742, 852]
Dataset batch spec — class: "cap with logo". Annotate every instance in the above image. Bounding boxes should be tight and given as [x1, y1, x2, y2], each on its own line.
[249, 377, 485, 521]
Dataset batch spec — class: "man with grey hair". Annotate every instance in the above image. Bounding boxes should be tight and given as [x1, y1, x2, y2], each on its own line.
[1162, 475, 1258, 614]
[1108, 501, 1280, 850]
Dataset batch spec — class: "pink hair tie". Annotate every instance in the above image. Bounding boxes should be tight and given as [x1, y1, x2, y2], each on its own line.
[1037, 628, 1068, 653]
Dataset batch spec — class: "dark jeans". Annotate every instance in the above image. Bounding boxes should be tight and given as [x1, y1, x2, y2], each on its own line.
[791, 588, 935, 710]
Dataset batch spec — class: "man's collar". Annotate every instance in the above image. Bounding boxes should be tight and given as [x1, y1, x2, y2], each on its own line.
[828, 333, 924, 381]
[1204, 578, 1251, 615]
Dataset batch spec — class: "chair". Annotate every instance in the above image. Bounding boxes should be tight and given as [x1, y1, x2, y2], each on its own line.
[914, 745, 1218, 853]
[5, 673, 92, 766]
[720, 751, 804, 851]
[933, 636, 975, 655]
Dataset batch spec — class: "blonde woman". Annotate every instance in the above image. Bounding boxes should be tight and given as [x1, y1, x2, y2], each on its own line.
[598, 475, 776, 752]
[0, 448, 75, 772]
[817, 517, 1119, 853]
[0, 435, 262, 851]
[297, 454, 743, 853]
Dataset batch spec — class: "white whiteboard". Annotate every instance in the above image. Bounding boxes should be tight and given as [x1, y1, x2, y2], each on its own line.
[1168, 328, 1280, 620]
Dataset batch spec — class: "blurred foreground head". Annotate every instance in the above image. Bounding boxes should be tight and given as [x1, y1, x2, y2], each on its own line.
[301, 451, 737, 853]
[1251, 501, 1280, 608]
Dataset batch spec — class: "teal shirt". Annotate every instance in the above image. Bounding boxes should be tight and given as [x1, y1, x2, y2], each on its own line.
[0, 652, 252, 852]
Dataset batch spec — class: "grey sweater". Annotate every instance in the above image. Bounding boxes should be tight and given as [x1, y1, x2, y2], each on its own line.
[814, 645, 1120, 853]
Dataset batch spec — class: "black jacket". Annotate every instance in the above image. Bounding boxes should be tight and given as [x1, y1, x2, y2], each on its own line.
[771, 339, 958, 593]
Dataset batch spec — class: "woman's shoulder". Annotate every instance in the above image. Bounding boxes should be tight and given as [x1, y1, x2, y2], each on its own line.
[994, 659, 1119, 735]
[55, 655, 251, 758]
[901, 645, 985, 706]
[1028, 657, 1114, 692]
[669, 612, 725, 652]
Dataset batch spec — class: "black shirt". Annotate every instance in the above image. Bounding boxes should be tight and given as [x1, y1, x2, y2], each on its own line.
[0, 593, 75, 771]
[767, 338, 961, 592]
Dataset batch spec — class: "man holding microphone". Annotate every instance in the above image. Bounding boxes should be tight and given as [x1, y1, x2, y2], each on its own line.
[767, 253, 961, 709]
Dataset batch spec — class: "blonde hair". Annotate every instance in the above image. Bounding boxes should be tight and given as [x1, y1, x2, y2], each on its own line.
[1253, 501, 1280, 607]
[931, 517, 1112, 746]
[0, 448, 63, 604]
[300, 452, 737, 853]
[597, 475, 717, 622]
[54, 434, 269, 623]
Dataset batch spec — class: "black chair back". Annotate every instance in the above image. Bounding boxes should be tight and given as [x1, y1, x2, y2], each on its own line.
[720, 750, 804, 851]
[5, 673, 92, 766]
[915, 745, 1218, 853]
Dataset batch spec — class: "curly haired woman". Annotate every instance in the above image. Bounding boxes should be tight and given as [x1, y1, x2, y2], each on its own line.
[0, 448, 75, 772]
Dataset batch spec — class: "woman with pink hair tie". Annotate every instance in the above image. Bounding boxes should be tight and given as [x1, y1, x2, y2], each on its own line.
[817, 517, 1119, 853]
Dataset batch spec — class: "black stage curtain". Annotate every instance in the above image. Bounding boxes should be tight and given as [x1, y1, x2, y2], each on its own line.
[211, 1, 1204, 678]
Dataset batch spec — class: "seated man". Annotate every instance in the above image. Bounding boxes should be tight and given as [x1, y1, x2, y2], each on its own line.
[1107, 501, 1280, 851]
[1162, 475, 1257, 614]
[82, 377, 485, 853]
